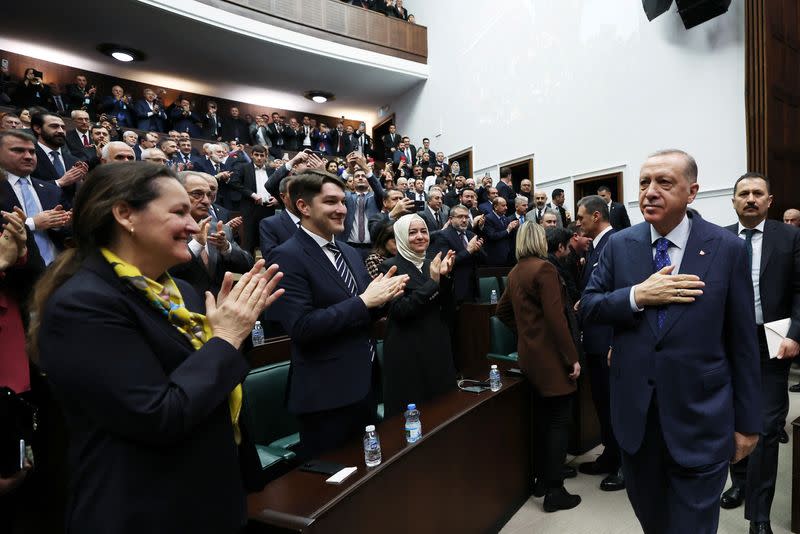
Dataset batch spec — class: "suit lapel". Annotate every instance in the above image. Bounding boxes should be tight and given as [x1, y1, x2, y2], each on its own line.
[658, 217, 717, 341]
[760, 220, 775, 278]
[298, 231, 351, 296]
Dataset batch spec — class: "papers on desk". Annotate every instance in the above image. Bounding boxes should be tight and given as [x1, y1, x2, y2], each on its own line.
[326, 467, 357, 484]
[765, 318, 791, 359]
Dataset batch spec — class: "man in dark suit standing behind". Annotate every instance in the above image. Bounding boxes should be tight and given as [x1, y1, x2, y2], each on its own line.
[575, 195, 624, 492]
[598, 185, 631, 231]
[582, 149, 762, 534]
[718, 172, 800, 534]
[267, 172, 408, 458]
[382, 124, 400, 161]
[482, 197, 519, 266]
[428, 205, 484, 303]
[229, 145, 279, 255]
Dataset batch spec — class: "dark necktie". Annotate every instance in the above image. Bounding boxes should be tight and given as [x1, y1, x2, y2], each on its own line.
[82, 133, 90, 147]
[357, 194, 366, 242]
[743, 229, 756, 268]
[214, 163, 220, 174]
[459, 231, 468, 248]
[653, 237, 672, 329]
[50, 150, 65, 177]
[434, 211, 441, 228]
[326, 242, 357, 296]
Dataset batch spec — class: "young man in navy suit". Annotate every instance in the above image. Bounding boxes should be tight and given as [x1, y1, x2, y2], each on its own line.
[582, 149, 761, 534]
[482, 197, 518, 266]
[29, 113, 86, 199]
[719, 173, 800, 534]
[575, 195, 624, 492]
[267, 171, 408, 459]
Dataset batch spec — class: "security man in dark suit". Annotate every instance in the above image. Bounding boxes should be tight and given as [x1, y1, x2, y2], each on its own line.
[598, 185, 632, 231]
[575, 195, 624, 491]
[267, 171, 408, 458]
[482, 197, 518, 266]
[719, 172, 800, 534]
[382, 124, 400, 160]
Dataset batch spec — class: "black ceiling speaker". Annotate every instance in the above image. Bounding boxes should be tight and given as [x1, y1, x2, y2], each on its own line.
[675, 0, 732, 29]
[642, 0, 674, 21]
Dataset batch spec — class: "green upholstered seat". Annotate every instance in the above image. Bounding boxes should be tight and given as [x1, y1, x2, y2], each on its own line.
[486, 316, 518, 362]
[479, 277, 500, 303]
[241, 361, 301, 455]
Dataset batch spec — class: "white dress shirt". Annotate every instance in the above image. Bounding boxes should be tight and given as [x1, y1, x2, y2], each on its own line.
[253, 165, 271, 201]
[301, 226, 338, 268]
[6, 173, 43, 231]
[287, 210, 301, 227]
[629, 213, 692, 312]
[348, 193, 372, 244]
[593, 225, 614, 250]
[737, 219, 765, 325]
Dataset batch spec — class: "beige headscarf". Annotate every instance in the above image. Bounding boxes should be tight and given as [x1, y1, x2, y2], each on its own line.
[393, 214, 427, 270]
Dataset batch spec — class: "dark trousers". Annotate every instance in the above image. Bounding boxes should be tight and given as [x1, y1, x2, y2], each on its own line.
[585, 351, 620, 468]
[621, 398, 728, 534]
[531, 390, 573, 489]
[729, 351, 791, 522]
[242, 204, 275, 256]
[297, 394, 376, 461]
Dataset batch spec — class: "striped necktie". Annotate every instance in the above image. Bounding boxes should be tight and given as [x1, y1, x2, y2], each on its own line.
[326, 242, 357, 296]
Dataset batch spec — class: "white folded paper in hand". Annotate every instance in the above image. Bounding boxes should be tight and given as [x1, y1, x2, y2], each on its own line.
[765, 318, 791, 359]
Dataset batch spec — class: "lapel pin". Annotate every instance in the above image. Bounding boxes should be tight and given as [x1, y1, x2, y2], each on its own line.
[699, 250, 706, 256]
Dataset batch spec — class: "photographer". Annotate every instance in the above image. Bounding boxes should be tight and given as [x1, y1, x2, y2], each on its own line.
[13, 68, 51, 108]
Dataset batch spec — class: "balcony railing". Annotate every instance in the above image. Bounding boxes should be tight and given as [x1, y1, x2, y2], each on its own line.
[200, 0, 428, 63]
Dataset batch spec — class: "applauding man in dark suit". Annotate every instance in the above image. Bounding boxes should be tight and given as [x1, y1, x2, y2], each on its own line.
[719, 172, 800, 534]
[582, 149, 761, 534]
[267, 171, 408, 458]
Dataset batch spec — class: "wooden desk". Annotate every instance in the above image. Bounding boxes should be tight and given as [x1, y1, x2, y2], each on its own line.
[456, 302, 496, 375]
[247, 376, 531, 533]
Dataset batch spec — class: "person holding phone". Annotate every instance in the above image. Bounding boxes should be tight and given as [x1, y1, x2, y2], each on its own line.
[13, 68, 51, 108]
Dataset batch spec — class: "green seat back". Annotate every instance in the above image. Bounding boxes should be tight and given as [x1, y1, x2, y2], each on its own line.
[489, 316, 517, 356]
[241, 361, 300, 448]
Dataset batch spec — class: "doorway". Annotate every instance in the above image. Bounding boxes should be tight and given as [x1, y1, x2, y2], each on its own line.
[372, 113, 395, 163]
[449, 148, 473, 178]
[573, 172, 624, 204]
[500, 158, 533, 192]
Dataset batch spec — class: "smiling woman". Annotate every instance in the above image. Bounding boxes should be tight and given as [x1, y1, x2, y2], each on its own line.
[28, 161, 284, 533]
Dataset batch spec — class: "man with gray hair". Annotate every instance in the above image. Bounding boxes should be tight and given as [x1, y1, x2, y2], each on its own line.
[121, 130, 138, 148]
[140, 147, 168, 164]
[100, 141, 135, 164]
[541, 209, 559, 228]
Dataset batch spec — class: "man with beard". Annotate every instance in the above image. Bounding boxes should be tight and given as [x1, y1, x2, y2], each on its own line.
[531, 190, 549, 223]
[428, 204, 484, 303]
[159, 139, 180, 167]
[30, 113, 86, 204]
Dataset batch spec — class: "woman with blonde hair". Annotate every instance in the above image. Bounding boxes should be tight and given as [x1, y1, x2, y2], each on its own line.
[495, 221, 582, 513]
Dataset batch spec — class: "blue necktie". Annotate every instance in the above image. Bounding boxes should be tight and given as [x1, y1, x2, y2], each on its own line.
[50, 150, 65, 178]
[653, 237, 671, 329]
[18, 178, 54, 265]
[742, 229, 755, 268]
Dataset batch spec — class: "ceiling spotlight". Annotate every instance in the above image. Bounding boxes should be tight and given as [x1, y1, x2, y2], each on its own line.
[97, 43, 146, 63]
[111, 51, 134, 62]
[304, 90, 335, 104]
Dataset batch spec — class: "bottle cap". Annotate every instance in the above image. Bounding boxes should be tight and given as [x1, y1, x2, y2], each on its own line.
[365, 425, 375, 432]
[407, 403, 416, 410]
[491, 364, 498, 369]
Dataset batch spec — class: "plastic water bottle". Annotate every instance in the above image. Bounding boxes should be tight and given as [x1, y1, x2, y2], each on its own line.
[363, 425, 382, 467]
[489, 364, 502, 392]
[251, 321, 265, 347]
[404, 404, 422, 443]
[490, 289, 498, 304]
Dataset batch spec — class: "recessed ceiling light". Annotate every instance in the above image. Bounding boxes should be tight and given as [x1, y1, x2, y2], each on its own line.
[111, 51, 135, 62]
[304, 90, 335, 104]
[97, 43, 146, 63]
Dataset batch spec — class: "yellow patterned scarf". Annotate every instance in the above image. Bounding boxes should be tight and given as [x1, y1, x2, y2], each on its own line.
[100, 248, 242, 444]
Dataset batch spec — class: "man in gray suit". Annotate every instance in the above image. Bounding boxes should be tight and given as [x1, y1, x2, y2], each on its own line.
[342, 152, 384, 259]
[169, 171, 253, 296]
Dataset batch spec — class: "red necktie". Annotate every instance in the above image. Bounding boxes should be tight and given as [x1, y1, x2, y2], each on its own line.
[82, 133, 90, 147]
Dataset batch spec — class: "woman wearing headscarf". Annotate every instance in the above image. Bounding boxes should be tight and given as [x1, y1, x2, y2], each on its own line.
[379, 214, 457, 418]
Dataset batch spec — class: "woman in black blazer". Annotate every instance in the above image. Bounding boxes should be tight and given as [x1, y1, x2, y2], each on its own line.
[30, 162, 283, 534]
[379, 214, 456, 418]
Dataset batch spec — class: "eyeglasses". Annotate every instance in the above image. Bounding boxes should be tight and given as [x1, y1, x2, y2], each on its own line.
[188, 190, 213, 200]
